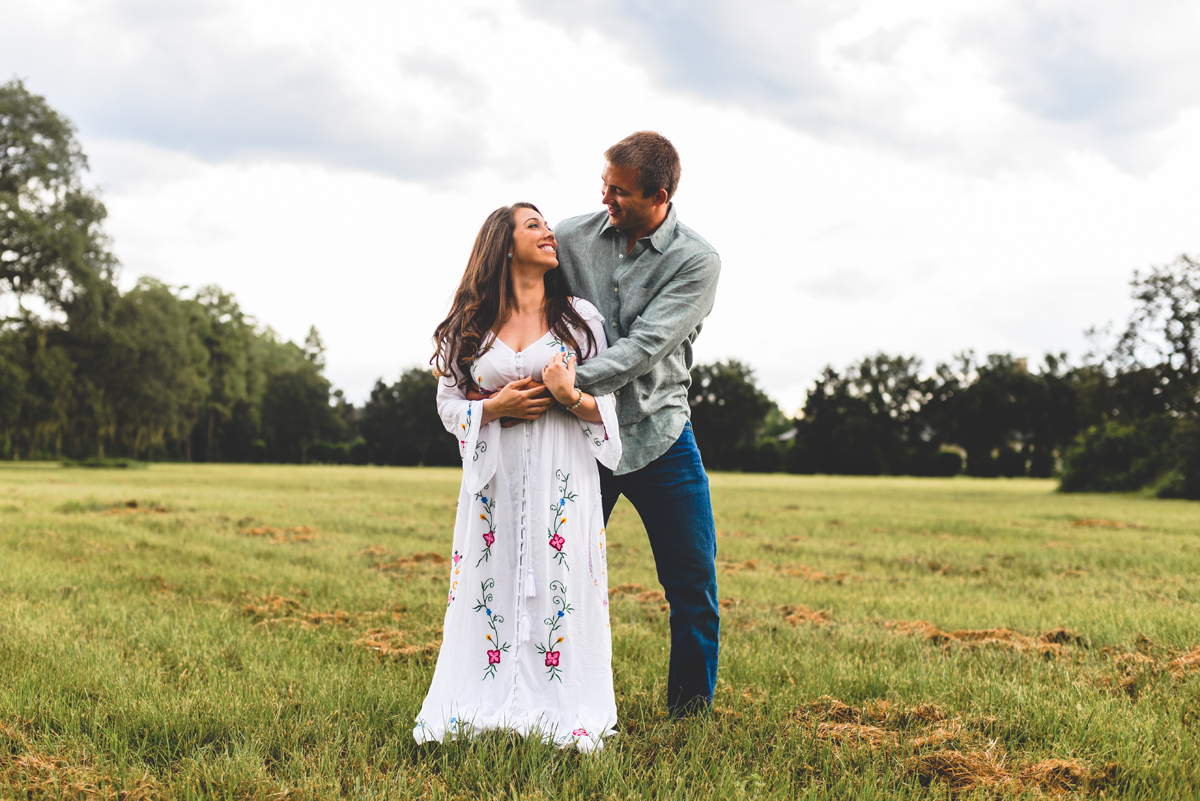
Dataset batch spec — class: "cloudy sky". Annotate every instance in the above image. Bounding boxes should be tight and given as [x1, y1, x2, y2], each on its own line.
[5, 0, 1200, 411]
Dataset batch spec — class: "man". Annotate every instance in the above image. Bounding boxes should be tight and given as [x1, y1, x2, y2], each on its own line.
[555, 131, 721, 717]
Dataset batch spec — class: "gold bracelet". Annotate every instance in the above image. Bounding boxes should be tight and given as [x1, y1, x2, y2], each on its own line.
[564, 390, 585, 411]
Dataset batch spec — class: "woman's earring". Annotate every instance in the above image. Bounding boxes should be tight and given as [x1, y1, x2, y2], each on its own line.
[507, 253, 513, 259]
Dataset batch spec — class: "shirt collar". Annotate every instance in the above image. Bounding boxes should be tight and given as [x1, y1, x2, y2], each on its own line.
[598, 202, 677, 253]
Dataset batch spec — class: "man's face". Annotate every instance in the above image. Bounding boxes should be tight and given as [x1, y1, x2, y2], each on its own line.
[600, 163, 659, 233]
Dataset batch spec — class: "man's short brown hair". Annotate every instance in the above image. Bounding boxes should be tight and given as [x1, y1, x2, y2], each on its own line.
[604, 131, 681, 200]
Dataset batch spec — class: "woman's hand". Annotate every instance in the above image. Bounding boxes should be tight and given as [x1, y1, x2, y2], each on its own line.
[481, 377, 555, 425]
[541, 348, 579, 405]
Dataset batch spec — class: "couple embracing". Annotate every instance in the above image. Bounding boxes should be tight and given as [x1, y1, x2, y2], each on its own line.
[415, 132, 721, 751]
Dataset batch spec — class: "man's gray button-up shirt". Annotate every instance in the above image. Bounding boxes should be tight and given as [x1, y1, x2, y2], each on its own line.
[554, 204, 721, 475]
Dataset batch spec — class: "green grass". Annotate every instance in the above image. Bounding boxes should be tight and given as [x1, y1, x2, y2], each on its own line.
[1, 464, 1198, 799]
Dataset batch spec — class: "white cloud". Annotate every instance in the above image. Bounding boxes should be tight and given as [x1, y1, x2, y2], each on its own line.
[519, 0, 1200, 172]
[5, 0, 488, 181]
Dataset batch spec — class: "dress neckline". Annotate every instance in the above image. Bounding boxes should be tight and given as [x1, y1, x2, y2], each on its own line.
[493, 331, 551, 356]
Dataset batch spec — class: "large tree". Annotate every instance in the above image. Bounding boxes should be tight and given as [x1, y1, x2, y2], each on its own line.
[360, 369, 460, 466]
[688, 359, 777, 471]
[791, 354, 936, 475]
[0, 79, 117, 324]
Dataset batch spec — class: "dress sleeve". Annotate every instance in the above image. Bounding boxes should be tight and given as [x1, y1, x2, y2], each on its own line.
[572, 298, 622, 471]
[435, 366, 499, 493]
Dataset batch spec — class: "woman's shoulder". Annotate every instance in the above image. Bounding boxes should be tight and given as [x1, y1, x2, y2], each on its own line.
[568, 296, 604, 323]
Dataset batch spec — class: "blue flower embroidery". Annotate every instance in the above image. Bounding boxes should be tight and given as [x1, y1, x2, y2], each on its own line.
[557, 610, 564, 618]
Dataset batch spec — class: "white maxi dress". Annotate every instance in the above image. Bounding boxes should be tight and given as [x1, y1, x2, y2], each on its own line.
[414, 298, 621, 751]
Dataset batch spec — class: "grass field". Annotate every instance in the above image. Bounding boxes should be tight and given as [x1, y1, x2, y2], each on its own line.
[1, 463, 1198, 799]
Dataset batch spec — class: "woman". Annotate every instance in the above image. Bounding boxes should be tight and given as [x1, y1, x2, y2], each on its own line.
[414, 203, 621, 751]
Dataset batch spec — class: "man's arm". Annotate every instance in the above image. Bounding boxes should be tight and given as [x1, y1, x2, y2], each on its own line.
[575, 251, 720, 396]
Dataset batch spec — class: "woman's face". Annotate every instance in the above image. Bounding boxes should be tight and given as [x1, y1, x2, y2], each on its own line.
[509, 208, 558, 271]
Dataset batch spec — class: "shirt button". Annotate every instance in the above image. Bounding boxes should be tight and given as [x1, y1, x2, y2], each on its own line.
[618, 254, 624, 259]
[613, 287, 619, 293]
[615, 390, 620, 395]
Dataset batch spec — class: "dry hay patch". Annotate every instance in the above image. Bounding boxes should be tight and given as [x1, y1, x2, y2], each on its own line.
[1019, 759, 1091, 795]
[240, 525, 317, 544]
[910, 749, 1012, 793]
[883, 620, 1079, 658]
[355, 628, 440, 661]
[1095, 642, 1200, 695]
[374, 551, 446, 570]
[778, 604, 831, 626]
[799, 697, 962, 754]
[912, 751, 1112, 796]
[775, 563, 859, 584]
[370, 551, 447, 582]
[798, 695, 861, 724]
[719, 557, 860, 584]
[800, 696, 951, 732]
[102, 500, 167, 516]
[793, 699, 1111, 795]
[607, 584, 668, 611]
[816, 722, 898, 747]
[908, 723, 962, 749]
[1098, 650, 1161, 697]
[1069, 518, 1138, 529]
[240, 594, 352, 629]
[1167, 645, 1200, 678]
[1, 722, 161, 801]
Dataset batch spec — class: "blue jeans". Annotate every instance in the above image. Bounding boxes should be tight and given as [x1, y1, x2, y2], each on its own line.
[600, 421, 719, 716]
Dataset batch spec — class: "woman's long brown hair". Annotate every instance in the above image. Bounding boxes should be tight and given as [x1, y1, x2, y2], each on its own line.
[431, 203, 598, 388]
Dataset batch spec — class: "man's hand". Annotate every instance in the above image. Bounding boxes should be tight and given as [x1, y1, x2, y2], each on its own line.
[541, 348, 578, 405]
[479, 377, 554, 426]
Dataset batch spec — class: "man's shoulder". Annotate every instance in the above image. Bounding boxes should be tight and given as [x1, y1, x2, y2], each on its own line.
[555, 210, 608, 242]
[668, 216, 718, 259]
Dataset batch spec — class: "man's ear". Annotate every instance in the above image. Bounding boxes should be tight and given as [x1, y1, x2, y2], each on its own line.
[653, 188, 670, 208]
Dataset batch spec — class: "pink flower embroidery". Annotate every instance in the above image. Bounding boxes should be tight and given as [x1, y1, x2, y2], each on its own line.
[549, 534, 565, 551]
[452, 553, 461, 564]
[487, 649, 502, 665]
[572, 728, 588, 736]
[545, 650, 560, 667]
[483, 530, 495, 547]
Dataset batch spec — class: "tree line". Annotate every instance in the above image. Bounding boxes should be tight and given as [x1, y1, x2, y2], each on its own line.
[2, 79, 1195, 499]
[688, 254, 1200, 500]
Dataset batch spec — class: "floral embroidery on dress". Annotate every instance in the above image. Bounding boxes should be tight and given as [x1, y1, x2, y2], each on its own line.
[447, 549, 463, 606]
[473, 578, 509, 680]
[579, 424, 607, 448]
[547, 470, 576, 569]
[475, 487, 496, 566]
[572, 728, 589, 737]
[536, 580, 574, 682]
